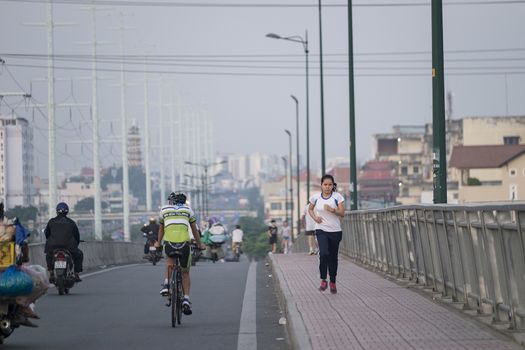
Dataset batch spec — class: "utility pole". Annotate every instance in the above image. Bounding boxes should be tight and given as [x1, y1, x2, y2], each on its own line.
[90, 3, 102, 239]
[169, 84, 176, 193]
[117, 12, 130, 240]
[159, 77, 166, 205]
[143, 57, 152, 211]
[432, 0, 447, 203]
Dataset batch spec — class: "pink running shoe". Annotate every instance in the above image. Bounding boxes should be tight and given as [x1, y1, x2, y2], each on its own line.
[329, 282, 337, 294]
[319, 280, 328, 291]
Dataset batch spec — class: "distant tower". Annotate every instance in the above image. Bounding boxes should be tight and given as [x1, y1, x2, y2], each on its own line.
[128, 121, 142, 167]
[446, 91, 453, 120]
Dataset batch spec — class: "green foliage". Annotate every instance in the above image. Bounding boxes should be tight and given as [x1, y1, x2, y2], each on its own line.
[238, 216, 270, 258]
[243, 231, 270, 258]
[238, 216, 268, 235]
[467, 177, 481, 186]
[5, 205, 38, 222]
[74, 197, 109, 213]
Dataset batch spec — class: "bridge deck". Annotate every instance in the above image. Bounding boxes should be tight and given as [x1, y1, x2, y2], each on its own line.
[271, 253, 521, 350]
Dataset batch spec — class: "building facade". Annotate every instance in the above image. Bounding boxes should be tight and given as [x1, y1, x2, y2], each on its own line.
[0, 116, 33, 208]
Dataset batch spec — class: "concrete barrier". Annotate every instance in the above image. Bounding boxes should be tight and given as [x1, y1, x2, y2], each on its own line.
[28, 241, 144, 270]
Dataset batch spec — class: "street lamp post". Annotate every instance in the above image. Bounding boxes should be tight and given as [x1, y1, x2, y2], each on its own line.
[291, 95, 300, 239]
[318, 0, 326, 174]
[281, 156, 289, 229]
[284, 129, 294, 239]
[266, 31, 310, 201]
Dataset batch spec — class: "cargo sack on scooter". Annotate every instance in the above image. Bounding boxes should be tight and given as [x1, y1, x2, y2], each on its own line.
[0, 265, 33, 296]
[16, 265, 50, 307]
[209, 234, 227, 244]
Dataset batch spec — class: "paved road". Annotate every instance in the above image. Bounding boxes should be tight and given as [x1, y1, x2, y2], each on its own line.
[8, 257, 289, 350]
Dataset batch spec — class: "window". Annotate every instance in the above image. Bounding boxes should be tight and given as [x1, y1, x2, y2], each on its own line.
[270, 202, 282, 210]
[401, 166, 408, 176]
[510, 168, 517, 176]
[413, 166, 419, 174]
[504, 136, 520, 145]
[286, 202, 294, 210]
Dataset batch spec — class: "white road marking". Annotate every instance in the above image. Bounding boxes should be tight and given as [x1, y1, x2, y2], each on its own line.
[237, 261, 257, 350]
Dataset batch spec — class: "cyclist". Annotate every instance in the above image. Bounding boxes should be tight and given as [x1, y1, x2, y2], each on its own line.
[155, 191, 205, 315]
[231, 224, 244, 256]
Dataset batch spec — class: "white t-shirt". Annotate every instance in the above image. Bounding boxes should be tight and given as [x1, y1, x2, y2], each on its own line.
[309, 192, 345, 232]
[281, 226, 291, 238]
[231, 228, 244, 243]
[304, 204, 316, 232]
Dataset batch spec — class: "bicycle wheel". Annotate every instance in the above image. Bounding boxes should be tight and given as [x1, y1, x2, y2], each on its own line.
[170, 268, 177, 328]
[176, 269, 183, 325]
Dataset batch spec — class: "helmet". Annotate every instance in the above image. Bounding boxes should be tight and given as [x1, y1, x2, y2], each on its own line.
[168, 191, 186, 205]
[56, 202, 69, 215]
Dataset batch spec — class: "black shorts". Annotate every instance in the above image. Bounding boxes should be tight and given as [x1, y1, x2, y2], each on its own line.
[305, 230, 315, 236]
[269, 234, 277, 244]
[164, 242, 191, 272]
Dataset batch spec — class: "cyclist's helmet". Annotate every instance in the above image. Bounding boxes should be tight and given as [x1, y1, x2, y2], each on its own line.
[168, 191, 187, 205]
[56, 202, 69, 215]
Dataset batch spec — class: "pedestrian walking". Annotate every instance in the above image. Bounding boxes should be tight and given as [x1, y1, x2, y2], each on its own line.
[280, 220, 291, 254]
[308, 174, 345, 294]
[267, 219, 278, 253]
[303, 204, 318, 255]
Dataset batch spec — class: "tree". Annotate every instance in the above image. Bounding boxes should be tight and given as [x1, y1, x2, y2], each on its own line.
[238, 216, 270, 258]
[467, 177, 481, 186]
[5, 205, 38, 222]
[74, 197, 108, 212]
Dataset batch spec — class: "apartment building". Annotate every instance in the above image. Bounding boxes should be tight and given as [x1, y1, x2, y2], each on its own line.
[0, 116, 34, 208]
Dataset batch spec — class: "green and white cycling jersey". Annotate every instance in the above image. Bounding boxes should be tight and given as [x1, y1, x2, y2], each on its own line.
[159, 204, 196, 243]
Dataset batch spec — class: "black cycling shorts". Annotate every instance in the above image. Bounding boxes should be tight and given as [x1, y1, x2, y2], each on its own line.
[164, 242, 191, 272]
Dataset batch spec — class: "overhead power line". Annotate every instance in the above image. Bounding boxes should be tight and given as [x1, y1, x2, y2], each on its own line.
[5, 62, 525, 77]
[0, 0, 524, 7]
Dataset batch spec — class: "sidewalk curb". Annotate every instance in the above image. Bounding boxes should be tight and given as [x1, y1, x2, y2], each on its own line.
[269, 254, 313, 350]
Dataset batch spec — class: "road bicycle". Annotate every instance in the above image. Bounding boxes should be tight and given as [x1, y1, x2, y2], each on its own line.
[165, 242, 187, 327]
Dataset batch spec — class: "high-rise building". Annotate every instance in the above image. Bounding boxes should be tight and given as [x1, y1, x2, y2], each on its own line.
[0, 116, 34, 208]
[128, 123, 142, 167]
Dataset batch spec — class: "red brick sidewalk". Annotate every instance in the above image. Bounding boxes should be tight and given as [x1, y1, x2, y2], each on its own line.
[270, 253, 522, 350]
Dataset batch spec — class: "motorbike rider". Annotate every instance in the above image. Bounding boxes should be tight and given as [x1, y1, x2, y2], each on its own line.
[141, 217, 160, 257]
[44, 202, 84, 283]
[231, 224, 244, 256]
[155, 191, 205, 316]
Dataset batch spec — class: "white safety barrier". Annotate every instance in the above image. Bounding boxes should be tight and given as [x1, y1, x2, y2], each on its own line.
[27, 241, 144, 271]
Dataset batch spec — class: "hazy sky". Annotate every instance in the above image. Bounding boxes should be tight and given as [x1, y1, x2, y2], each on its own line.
[1, 0, 524, 178]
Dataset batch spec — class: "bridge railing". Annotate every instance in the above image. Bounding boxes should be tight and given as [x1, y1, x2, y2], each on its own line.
[342, 203, 525, 330]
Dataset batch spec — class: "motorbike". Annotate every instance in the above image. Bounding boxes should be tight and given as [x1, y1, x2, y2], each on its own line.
[202, 223, 228, 263]
[52, 249, 76, 295]
[145, 233, 162, 266]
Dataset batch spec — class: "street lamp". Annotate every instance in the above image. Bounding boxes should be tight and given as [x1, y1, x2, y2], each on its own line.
[185, 160, 227, 219]
[318, 0, 326, 174]
[284, 129, 294, 240]
[266, 31, 311, 201]
[281, 156, 289, 229]
[291, 95, 300, 239]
